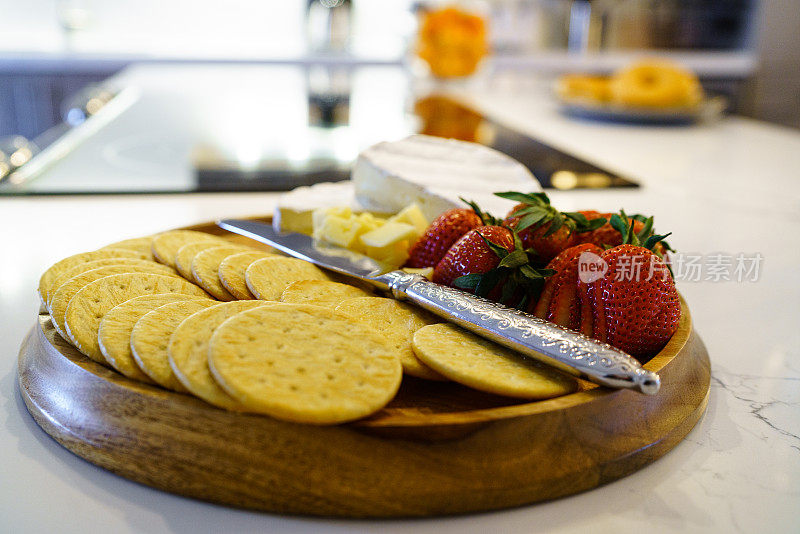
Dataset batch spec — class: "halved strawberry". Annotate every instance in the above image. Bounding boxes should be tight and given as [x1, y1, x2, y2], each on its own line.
[532, 243, 603, 331]
[405, 208, 483, 268]
[433, 226, 553, 309]
[497, 191, 607, 263]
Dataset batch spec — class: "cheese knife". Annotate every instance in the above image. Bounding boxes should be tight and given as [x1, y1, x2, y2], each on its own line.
[218, 219, 661, 394]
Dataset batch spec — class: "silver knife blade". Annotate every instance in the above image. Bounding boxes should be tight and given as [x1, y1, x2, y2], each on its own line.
[217, 219, 385, 279]
[217, 218, 661, 394]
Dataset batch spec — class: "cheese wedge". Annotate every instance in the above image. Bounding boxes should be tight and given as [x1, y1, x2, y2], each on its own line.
[353, 135, 541, 221]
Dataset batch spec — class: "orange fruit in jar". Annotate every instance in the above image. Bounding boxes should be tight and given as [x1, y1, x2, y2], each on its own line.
[416, 6, 488, 78]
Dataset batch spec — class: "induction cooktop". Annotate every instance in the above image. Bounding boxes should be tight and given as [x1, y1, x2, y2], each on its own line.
[195, 95, 637, 192]
[1, 68, 637, 195]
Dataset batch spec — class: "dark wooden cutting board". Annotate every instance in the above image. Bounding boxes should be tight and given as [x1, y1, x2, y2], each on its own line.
[18, 219, 711, 517]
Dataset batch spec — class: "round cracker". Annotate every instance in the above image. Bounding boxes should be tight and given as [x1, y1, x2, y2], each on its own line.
[175, 241, 226, 280]
[169, 301, 271, 410]
[412, 323, 578, 399]
[64, 273, 209, 363]
[38, 249, 147, 305]
[191, 245, 250, 301]
[130, 300, 219, 391]
[280, 280, 373, 308]
[335, 297, 445, 381]
[245, 257, 330, 300]
[151, 230, 226, 268]
[100, 237, 156, 259]
[208, 303, 403, 424]
[99, 294, 211, 382]
[49, 264, 184, 341]
[49, 258, 175, 307]
[218, 251, 272, 300]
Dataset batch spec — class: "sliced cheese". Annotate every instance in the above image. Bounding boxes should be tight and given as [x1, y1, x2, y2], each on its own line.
[388, 203, 428, 234]
[359, 221, 417, 248]
[353, 135, 541, 221]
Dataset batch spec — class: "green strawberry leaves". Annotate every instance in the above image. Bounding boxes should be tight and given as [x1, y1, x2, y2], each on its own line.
[609, 212, 632, 243]
[452, 273, 483, 290]
[495, 191, 607, 235]
[453, 228, 555, 310]
[498, 249, 529, 268]
[494, 191, 551, 205]
[645, 233, 673, 251]
[611, 209, 675, 278]
[564, 211, 608, 232]
[477, 230, 513, 259]
[510, 206, 550, 231]
[612, 210, 673, 251]
[460, 197, 501, 226]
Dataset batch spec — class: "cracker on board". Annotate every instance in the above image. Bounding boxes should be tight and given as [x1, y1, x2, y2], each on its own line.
[99, 294, 211, 382]
[280, 280, 373, 308]
[245, 257, 330, 301]
[411, 323, 578, 399]
[48, 258, 175, 307]
[335, 297, 445, 381]
[218, 251, 273, 300]
[151, 230, 227, 269]
[131, 299, 219, 391]
[38, 248, 147, 305]
[49, 264, 184, 340]
[175, 241, 228, 280]
[208, 303, 403, 424]
[168, 300, 271, 410]
[100, 237, 156, 260]
[191, 245, 251, 301]
[64, 273, 209, 363]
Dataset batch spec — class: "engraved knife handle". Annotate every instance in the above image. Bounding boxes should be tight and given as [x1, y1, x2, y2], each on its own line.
[373, 271, 660, 395]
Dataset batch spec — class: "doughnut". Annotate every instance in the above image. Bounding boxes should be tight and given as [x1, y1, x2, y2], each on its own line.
[609, 60, 703, 109]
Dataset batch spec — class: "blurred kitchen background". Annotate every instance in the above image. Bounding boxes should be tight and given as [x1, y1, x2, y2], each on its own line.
[1, 0, 798, 193]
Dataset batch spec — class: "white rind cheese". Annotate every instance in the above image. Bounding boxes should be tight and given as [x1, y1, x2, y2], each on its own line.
[353, 135, 541, 221]
[274, 136, 543, 234]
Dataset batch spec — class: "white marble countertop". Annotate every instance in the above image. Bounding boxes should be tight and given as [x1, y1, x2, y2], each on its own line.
[1, 68, 799, 533]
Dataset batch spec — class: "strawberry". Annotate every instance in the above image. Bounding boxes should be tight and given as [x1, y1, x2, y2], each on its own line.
[577, 210, 611, 221]
[497, 192, 607, 263]
[405, 208, 483, 268]
[432, 226, 513, 287]
[532, 243, 603, 332]
[579, 211, 672, 258]
[433, 226, 553, 309]
[588, 213, 680, 359]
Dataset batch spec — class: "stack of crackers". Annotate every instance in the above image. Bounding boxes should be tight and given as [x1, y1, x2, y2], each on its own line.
[39, 228, 577, 425]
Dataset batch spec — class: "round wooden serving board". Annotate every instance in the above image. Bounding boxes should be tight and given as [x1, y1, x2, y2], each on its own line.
[18, 219, 711, 518]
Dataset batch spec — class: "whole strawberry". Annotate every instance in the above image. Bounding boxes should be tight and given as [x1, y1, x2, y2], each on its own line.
[579, 210, 671, 258]
[432, 226, 513, 287]
[405, 208, 483, 268]
[433, 226, 553, 309]
[498, 192, 607, 263]
[577, 210, 610, 221]
[589, 213, 680, 358]
[532, 243, 603, 332]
